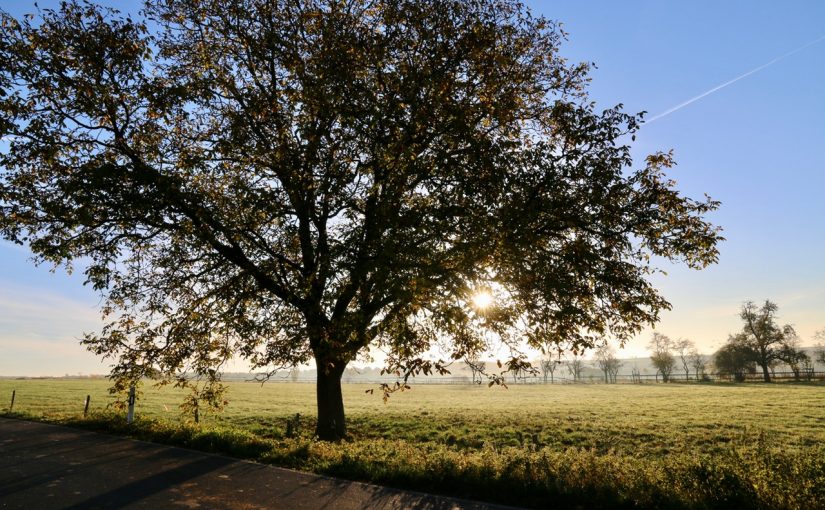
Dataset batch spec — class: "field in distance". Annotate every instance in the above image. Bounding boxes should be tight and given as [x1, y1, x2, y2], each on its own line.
[2, 380, 824, 509]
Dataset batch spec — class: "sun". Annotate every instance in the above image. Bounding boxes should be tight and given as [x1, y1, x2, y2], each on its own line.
[472, 290, 494, 309]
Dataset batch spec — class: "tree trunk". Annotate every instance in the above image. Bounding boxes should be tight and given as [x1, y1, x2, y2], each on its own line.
[315, 358, 347, 440]
[760, 362, 771, 382]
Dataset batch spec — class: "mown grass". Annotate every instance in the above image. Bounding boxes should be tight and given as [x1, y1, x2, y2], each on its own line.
[2, 379, 824, 509]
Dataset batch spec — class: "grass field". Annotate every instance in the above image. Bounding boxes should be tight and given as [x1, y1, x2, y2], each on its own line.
[2, 379, 824, 509]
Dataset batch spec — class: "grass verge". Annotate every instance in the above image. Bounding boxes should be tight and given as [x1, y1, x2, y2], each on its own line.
[3, 408, 823, 510]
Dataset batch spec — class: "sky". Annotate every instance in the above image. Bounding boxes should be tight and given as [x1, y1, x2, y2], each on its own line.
[1, 1, 824, 375]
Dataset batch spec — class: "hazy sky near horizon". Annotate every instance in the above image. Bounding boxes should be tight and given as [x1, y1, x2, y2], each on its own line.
[1, 1, 824, 376]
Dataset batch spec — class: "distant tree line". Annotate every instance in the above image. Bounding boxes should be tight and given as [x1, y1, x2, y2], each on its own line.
[647, 300, 824, 383]
[294, 299, 825, 386]
[643, 333, 705, 382]
[531, 299, 824, 385]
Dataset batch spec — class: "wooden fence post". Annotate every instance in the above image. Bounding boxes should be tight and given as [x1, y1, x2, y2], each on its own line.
[84, 395, 90, 417]
[126, 385, 136, 424]
[9, 390, 14, 412]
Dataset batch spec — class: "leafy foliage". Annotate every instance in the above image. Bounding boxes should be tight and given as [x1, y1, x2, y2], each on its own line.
[0, 0, 721, 438]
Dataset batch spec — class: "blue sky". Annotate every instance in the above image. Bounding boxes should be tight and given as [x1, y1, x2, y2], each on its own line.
[2, 1, 824, 375]
[530, 1, 825, 357]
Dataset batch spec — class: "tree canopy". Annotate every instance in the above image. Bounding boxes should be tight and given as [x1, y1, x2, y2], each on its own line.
[713, 300, 807, 383]
[714, 335, 757, 382]
[736, 300, 796, 382]
[0, 0, 721, 439]
[647, 332, 676, 382]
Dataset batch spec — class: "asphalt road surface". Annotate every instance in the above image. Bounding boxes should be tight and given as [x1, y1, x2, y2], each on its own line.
[0, 417, 520, 510]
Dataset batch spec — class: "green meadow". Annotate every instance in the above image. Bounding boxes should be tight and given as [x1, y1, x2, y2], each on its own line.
[2, 379, 824, 509]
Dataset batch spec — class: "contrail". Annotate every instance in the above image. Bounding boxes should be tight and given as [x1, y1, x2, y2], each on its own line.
[646, 34, 825, 124]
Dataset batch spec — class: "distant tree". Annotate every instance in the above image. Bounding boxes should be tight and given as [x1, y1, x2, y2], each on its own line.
[593, 344, 610, 383]
[688, 348, 706, 380]
[0, 0, 722, 440]
[674, 338, 695, 381]
[593, 343, 622, 383]
[779, 335, 809, 382]
[714, 335, 756, 382]
[768, 358, 782, 379]
[607, 358, 622, 383]
[464, 356, 484, 385]
[814, 329, 825, 366]
[511, 364, 522, 384]
[801, 357, 815, 381]
[290, 367, 300, 383]
[737, 301, 796, 382]
[567, 352, 585, 383]
[607, 359, 624, 383]
[648, 333, 676, 382]
[539, 354, 559, 384]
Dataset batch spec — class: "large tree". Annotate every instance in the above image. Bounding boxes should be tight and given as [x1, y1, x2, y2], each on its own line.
[0, 0, 721, 439]
[737, 300, 795, 382]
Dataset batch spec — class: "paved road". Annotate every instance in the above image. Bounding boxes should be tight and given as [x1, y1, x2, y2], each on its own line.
[0, 418, 519, 510]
